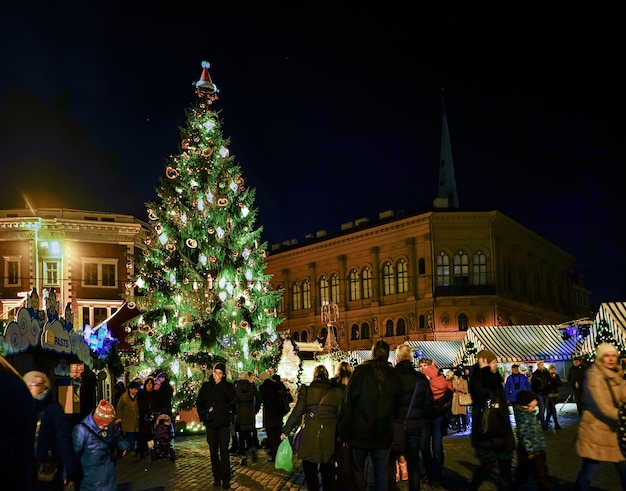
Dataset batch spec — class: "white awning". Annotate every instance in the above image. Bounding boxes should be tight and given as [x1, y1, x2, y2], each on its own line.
[454, 324, 584, 366]
[579, 302, 626, 355]
[406, 341, 463, 368]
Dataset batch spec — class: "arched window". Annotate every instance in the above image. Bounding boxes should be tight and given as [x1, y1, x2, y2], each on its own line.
[291, 282, 302, 311]
[319, 327, 328, 344]
[302, 279, 311, 309]
[319, 275, 329, 305]
[382, 262, 395, 295]
[436, 252, 450, 286]
[301, 330, 308, 342]
[276, 284, 285, 313]
[396, 318, 406, 336]
[330, 273, 340, 303]
[418, 257, 426, 275]
[362, 267, 372, 299]
[292, 331, 300, 342]
[396, 258, 408, 293]
[385, 319, 394, 336]
[351, 323, 360, 340]
[349, 269, 360, 301]
[453, 250, 469, 286]
[473, 251, 487, 285]
[458, 313, 469, 331]
[361, 322, 371, 339]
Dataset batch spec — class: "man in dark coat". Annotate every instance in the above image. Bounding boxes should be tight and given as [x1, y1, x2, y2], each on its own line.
[392, 344, 434, 491]
[1, 356, 36, 491]
[531, 361, 552, 430]
[156, 371, 174, 418]
[196, 362, 236, 489]
[234, 371, 262, 464]
[567, 356, 586, 415]
[468, 349, 516, 491]
[258, 370, 284, 462]
[338, 340, 403, 491]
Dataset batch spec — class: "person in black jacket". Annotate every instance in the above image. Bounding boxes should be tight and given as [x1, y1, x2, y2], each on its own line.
[468, 349, 515, 491]
[1, 356, 36, 491]
[156, 371, 174, 418]
[136, 377, 161, 458]
[531, 361, 551, 431]
[567, 356, 585, 415]
[392, 344, 434, 491]
[338, 340, 403, 491]
[24, 370, 79, 491]
[234, 371, 262, 465]
[196, 362, 236, 489]
[258, 370, 285, 462]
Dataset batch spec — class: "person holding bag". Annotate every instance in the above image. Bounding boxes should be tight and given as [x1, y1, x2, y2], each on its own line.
[468, 349, 515, 491]
[281, 365, 343, 491]
[24, 371, 79, 491]
[575, 342, 626, 490]
[392, 344, 433, 491]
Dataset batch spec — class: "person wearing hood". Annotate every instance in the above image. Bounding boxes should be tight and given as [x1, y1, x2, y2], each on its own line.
[24, 370, 79, 491]
[575, 343, 626, 490]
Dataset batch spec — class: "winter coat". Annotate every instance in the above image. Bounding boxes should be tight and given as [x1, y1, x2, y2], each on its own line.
[513, 403, 546, 456]
[72, 413, 130, 491]
[282, 378, 343, 463]
[196, 377, 236, 429]
[568, 363, 586, 389]
[469, 364, 515, 452]
[576, 361, 626, 462]
[338, 359, 403, 449]
[137, 388, 162, 435]
[259, 379, 285, 429]
[157, 379, 174, 416]
[546, 371, 562, 397]
[504, 372, 532, 404]
[451, 376, 470, 416]
[394, 360, 434, 429]
[0, 367, 36, 491]
[33, 390, 80, 490]
[116, 389, 139, 434]
[531, 368, 551, 395]
[235, 379, 262, 431]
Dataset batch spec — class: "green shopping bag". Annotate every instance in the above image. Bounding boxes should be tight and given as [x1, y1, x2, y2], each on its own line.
[274, 438, 293, 472]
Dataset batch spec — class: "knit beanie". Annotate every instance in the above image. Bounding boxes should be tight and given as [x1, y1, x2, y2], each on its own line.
[596, 342, 618, 360]
[213, 362, 226, 374]
[93, 399, 116, 426]
[516, 390, 536, 407]
[476, 349, 497, 363]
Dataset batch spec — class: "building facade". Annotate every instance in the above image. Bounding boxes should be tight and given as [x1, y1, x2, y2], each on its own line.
[264, 208, 592, 352]
[0, 208, 146, 330]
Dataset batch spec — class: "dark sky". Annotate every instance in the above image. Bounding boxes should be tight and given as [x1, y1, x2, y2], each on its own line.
[1, 3, 623, 307]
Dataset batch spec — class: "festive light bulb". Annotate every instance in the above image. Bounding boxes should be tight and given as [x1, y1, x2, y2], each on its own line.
[241, 206, 249, 217]
[199, 253, 207, 265]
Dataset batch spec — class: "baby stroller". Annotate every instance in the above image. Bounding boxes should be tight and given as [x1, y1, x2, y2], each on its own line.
[150, 412, 176, 462]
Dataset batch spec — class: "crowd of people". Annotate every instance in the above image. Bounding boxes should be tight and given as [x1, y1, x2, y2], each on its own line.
[4, 336, 626, 491]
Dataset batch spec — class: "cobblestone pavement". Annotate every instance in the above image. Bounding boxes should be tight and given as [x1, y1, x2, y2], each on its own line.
[115, 404, 621, 490]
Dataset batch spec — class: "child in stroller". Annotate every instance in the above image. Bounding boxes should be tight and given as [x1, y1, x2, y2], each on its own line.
[150, 412, 176, 462]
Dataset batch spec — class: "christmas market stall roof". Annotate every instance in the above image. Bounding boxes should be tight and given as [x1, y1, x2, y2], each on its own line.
[92, 301, 142, 352]
[406, 341, 463, 369]
[578, 302, 626, 355]
[453, 325, 584, 366]
[350, 349, 396, 365]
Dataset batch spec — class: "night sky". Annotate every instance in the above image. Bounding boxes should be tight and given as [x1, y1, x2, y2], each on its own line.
[1, 4, 623, 307]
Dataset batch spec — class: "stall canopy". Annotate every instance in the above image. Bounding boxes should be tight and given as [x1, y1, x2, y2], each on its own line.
[406, 341, 462, 368]
[349, 341, 461, 368]
[579, 302, 626, 355]
[93, 302, 141, 352]
[454, 324, 584, 366]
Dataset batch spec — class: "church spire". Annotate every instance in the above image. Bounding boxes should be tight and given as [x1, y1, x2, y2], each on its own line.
[435, 87, 459, 208]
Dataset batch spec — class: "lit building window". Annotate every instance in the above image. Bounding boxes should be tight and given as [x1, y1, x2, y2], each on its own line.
[3, 256, 21, 287]
[302, 280, 311, 309]
[330, 274, 340, 303]
[349, 269, 360, 301]
[436, 252, 450, 286]
[82, 258, 118, 288]
[453, 250, 469, 286]
[382, 262, 395, 296]
[43, 261, 60, 287]
[397, 258, 408, 293]
[473, 251, 487, 285]
[361, 267, 372, 299]
[319, 276, 329, 305]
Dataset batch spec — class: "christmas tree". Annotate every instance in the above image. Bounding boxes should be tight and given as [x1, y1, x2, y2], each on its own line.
[128, 61, 283, 406]
[582, 317, 626, 365]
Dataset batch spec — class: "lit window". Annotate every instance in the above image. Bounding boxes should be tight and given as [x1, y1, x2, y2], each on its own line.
[330, 274, 340, 303]
[302, 280, 311, 309]
[453, 250, 469, 286]
[291, 282, 302, 311]
[382, 262, 395, 295]
[436, 252, 450, 286]
[473, 251, 487, 285]
[349, 269, 360, 301]
[43, 261, 60, 287]
[319, 276, 329, 305]
[82, 259, 118, 288]
[3, 256, 21, 287]
[361, 267, 372, 299]
[396, 259, 408, 293]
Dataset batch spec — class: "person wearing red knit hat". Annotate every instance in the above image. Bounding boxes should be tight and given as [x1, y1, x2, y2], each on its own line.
[72, 400, 130, 490]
